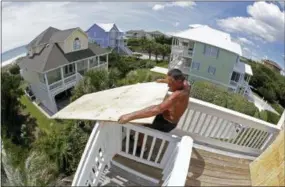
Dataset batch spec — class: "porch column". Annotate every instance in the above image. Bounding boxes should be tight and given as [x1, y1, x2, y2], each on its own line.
[88, 59, 90, 69]
[98, 55, 100, 65]
[60, 67, 64, 80]
[44, 73, 49, 87]
[75, 62, 78, 73]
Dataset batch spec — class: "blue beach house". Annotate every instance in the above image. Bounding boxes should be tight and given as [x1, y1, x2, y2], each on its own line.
[86, 23, 132, 55]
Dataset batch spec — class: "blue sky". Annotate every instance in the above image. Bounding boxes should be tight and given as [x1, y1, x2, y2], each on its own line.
[2, 1, 284, 68]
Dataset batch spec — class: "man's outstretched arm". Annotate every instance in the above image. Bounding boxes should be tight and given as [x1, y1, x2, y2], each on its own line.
[156, 78, 168, 83]
[118, 93, 178, 124]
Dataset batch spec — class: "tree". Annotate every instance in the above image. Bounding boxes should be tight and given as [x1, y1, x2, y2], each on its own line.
[108, 67, 121, 88]
[1, 72, 24, 143]
[161, 44, 171, 60]
[154, 35, 172, 45]
[34, 122, 90, 175]
[153, 43, 162, 61]
[142, 40, 155, 59]
[71, 69, 110, 101]
[9, 64, 20, 75]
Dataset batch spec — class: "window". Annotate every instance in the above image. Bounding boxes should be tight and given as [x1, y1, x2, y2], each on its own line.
[73, 38, 81, 50]
[184, 58, 192, 67]
[208, 66, 216, 75]
[244, 74, 250, 82]
[192, 62, 200, 70]
[231, 71, 240, 82]
[182, 42, 188, 47]
[204, 44, 219, 58]
[64, 64, 75, 77]
[89, 57, 98, 68]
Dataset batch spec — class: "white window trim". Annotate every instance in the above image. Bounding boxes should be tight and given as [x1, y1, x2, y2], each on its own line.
[208, 66, 216, 75]
[192, 62, 200, 70]
[205, 45, 219, 57]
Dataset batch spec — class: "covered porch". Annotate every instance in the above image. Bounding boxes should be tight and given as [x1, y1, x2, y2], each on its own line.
[38, 53, 109, 96]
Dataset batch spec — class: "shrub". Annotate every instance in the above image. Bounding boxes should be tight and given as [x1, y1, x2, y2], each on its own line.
[266, 110, 280, 124]
[271, 103, 284, 114]
[258, 111, 268, 122]
[191, 81, 259, 117]
[9, 64, 20, 75]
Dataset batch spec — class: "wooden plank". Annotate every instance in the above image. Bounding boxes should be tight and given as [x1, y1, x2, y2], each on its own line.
[250, 129, 284, 186]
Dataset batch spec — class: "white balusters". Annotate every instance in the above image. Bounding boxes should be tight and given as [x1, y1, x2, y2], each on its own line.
[120, 125, 179, 168]
[174, 97, 281, 156]
[147, 137, 157, 161]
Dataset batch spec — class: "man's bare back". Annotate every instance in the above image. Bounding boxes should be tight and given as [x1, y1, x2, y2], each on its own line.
[162, 90, 189, 124]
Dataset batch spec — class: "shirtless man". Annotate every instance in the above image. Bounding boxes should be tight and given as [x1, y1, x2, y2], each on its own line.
[118, 69, 190, 153]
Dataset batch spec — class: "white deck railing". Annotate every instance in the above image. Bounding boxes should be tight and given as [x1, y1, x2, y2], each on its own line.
[119, 124, 180, 169]
[72, 122, 121, 187]
[72, 122, 192, 186]
[162, 136, 193, 186]
[173, 96, 281, 156]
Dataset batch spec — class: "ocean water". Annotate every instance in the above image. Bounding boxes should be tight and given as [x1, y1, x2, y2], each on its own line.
[2, 45, 27, 63]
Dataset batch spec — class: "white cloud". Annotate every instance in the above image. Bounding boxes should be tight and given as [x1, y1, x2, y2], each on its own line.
[173, 22, 180, 27]
[217, 2, 284, 43]
[2, 2, 156, 52]
[237, 37, 254, 46]
[152, 1, 196, 11]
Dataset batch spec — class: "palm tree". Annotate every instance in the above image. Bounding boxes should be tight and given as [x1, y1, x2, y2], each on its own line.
[143, 40, 155, 60]
[161, 44, 171, 60]
[153, 43, 163, 61]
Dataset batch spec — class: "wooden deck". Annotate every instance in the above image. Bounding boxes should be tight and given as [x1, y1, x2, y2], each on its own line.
[110, 147, 252, 186]
[120, 136, 253, 186]
[186, 147, 252, 186]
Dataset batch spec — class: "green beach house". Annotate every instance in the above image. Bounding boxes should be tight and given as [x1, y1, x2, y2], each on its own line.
[169, 24, 253, 99]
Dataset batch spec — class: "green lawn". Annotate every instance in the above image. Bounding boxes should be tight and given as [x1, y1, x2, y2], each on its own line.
[20, 95, 65, 134]
[156, 61, 168, 68]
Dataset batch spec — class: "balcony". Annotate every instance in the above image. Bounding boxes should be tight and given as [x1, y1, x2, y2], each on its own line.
[171, 45, 194, 58]
[169, 58, 191, 75]
[52, 82, 284, 186]
[47, 61, 108, 96]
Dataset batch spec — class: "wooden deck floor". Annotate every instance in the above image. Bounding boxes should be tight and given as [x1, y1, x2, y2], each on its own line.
[186, 147, 252, 186]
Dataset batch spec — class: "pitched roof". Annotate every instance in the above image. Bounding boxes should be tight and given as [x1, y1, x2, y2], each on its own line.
[173, 25, 242, 56]
[96, 23, 123, 32]
[27, 27, 60, 49]
[20, 43, 110, 72]
[50, 28, 78, 43]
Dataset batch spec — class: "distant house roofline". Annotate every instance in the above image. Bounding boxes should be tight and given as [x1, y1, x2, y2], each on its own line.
[262, 59, 282, 70]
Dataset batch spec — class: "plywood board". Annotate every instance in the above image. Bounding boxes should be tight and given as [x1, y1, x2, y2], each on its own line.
[250, 129, 284, 186]
[52, 82, 168, 124]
